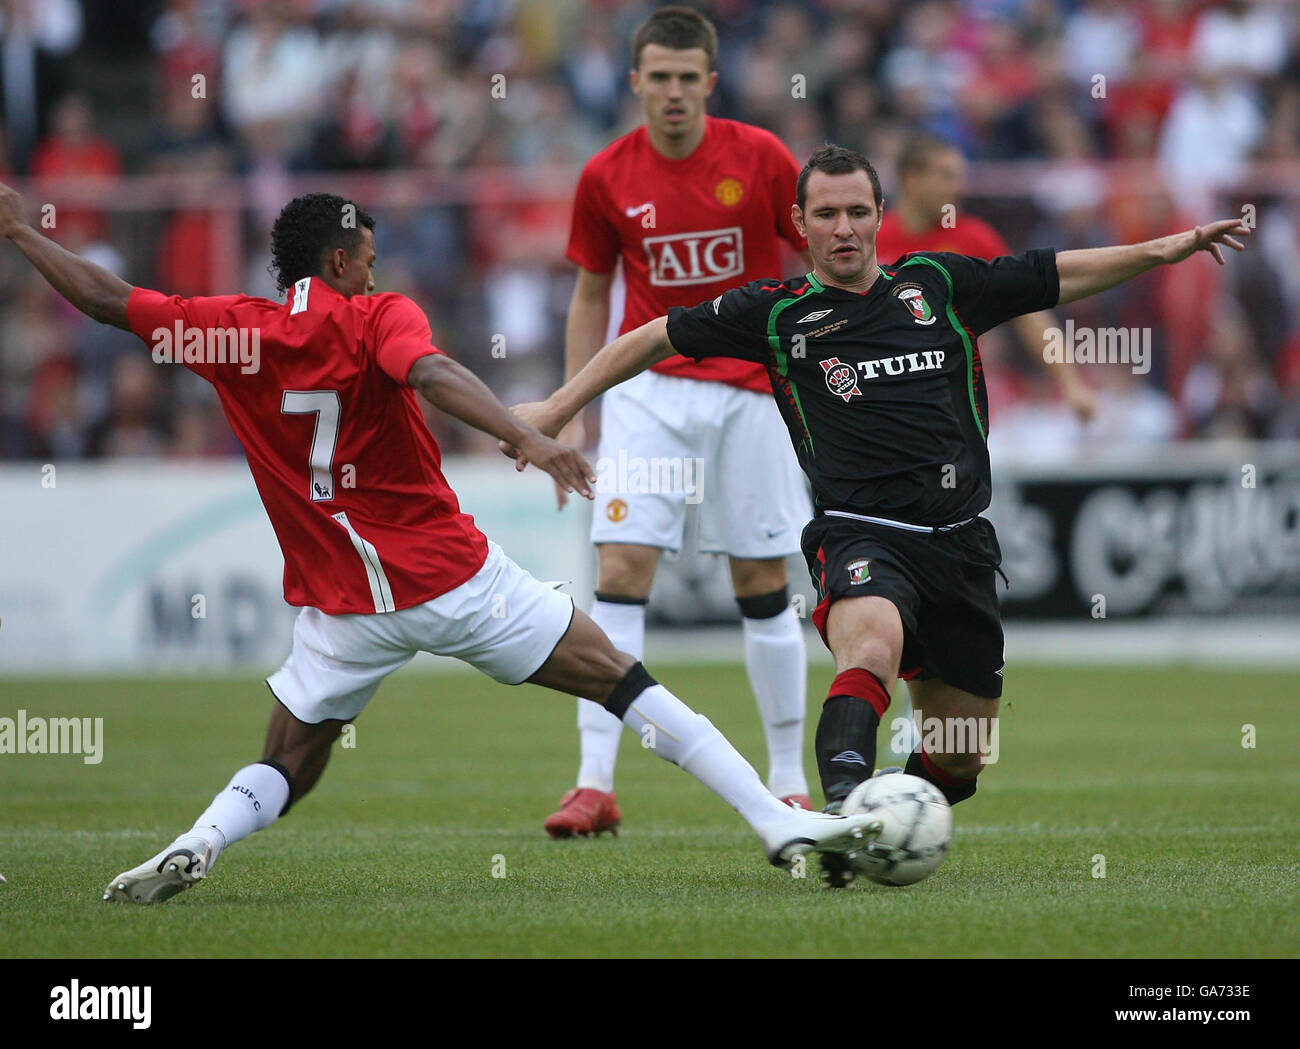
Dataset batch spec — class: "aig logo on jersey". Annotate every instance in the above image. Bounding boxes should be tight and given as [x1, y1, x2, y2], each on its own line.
[644, 227, 744, 286]
[820, 356, 861, 402]
[894, 284, 936, 325]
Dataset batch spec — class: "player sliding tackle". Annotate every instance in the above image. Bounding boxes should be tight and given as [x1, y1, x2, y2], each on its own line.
[503, 144, 1250, 888]
[0, 182, 882, 903]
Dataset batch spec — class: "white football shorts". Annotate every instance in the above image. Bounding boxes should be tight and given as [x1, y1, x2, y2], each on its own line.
[590, 370, 811, 557]
[267, 541, 574, 724]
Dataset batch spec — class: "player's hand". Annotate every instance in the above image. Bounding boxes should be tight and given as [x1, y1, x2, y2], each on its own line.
[511, 400, 564, 439]
[497, 399, 565, 464]
[511, 430, 595, 500]
[551, 416, 585, 509]
[1162, 219, 1251, 266]
[0, 181, 27, 239]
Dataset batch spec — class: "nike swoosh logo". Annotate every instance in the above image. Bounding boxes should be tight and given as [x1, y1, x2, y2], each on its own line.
[625, 202, 653, 217]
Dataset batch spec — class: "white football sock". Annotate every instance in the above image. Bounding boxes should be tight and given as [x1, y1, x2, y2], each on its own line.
[619, 684, 789, 830]
[576, 598, 645, 793]
[742, 608, 809, 798]
[186, 762, 290, 871]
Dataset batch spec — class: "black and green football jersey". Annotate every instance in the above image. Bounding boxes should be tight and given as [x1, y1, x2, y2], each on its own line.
[665, 250, 1059, 525]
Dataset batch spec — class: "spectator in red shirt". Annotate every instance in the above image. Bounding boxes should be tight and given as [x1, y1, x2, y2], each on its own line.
[877, 133, 1097, 420]
[29, 92, 121, 245]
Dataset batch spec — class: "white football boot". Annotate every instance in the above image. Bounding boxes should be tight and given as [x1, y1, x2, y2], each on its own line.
[760, 809, 883, 868]
[102, 832, 222, 904]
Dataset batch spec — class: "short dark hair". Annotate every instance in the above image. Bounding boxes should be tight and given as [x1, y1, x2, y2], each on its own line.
[269, 193, 376, 294]
[896, 132, 961, 178]
[631, 5, 718, 69]
[797, 144, 883, 212]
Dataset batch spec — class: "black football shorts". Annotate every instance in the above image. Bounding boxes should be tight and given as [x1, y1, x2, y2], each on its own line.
[801, 513, 1006, 699]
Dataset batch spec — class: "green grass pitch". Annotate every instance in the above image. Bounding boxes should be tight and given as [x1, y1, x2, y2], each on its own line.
[2, 663, 1297, 958]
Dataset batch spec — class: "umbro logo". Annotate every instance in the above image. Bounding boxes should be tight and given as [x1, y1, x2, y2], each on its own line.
[830, 750, 868, 767]
[797, 309, 834, 324]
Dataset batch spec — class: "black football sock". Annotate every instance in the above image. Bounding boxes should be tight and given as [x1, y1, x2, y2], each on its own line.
[815, 668, 891, 805]
[905, 746, 977, 806]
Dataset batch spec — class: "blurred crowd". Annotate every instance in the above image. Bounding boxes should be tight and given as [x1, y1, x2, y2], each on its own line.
[1, 0, 1298, 462]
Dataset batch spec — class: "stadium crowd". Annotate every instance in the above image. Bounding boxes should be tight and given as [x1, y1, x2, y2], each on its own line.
[1, 0, 1298, 461]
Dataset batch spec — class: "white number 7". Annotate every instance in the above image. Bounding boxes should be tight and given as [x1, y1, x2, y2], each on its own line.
[282, 390, 340, 501]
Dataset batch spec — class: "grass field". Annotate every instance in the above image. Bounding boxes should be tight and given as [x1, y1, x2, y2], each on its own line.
[2, 663, 1297, 958]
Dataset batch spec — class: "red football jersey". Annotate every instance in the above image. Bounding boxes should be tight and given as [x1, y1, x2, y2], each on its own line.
[126, 278, 488, 615]
[566, 117, 806, 393]
[875, 211, 1010, 265]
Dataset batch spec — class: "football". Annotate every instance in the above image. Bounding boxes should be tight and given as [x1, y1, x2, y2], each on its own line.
[840, 773, 953, 886]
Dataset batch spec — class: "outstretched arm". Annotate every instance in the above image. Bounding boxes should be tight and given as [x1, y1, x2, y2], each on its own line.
[0, 181, 133, 329]
[1056, 219, 1249, 305]
[407, 353, 595, 499]
[502, 317, 674, 462]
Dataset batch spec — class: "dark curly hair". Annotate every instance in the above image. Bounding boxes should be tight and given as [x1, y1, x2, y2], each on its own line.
[269, 193, 376, 294]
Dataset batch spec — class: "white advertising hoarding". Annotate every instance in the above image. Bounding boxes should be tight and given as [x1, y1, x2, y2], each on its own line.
[0, 458, 593, 672]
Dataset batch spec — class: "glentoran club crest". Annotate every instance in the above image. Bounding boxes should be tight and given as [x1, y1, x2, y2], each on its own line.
[894, 284, 936, 325]
[714, 177, 744, 206]
[847, 558, 871, 584]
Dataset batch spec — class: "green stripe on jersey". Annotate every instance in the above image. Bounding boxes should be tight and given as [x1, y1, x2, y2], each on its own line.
[768, 283, 822, 455]
[899, 255, 985, 440]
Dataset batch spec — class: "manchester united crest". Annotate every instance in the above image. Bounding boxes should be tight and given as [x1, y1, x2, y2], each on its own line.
[606, 498, 628, 523]
[714, 177, 744, 206]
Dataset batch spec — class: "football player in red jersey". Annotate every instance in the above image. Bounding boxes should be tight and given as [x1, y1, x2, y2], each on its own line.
[0, 182, 882, 902]
[877, 133, 1098, 421]
[545, 6, 815, 838]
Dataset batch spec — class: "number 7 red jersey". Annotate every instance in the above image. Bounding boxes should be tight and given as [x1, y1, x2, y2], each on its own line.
[126, 277, 489, 615]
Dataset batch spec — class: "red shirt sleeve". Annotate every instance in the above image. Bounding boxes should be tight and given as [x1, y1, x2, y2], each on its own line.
[370, 294, 443, 384]
[126, 287, 245, 383]
[767, 135, 807, 253]
[564, 162, 619, 274]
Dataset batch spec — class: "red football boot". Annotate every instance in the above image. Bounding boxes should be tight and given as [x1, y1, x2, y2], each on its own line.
[543, 788, 622, 838]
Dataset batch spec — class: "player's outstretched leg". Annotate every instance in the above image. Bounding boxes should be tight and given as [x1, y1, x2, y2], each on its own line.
[903, 679, 999, 806]
[547, 542, 658, 839]
[813, 595, 903, 887]
[814, 596, 904, 808]
[527, 609, 881, 867]
[731, 565, 811, 810]
[103, 703, 343, 903]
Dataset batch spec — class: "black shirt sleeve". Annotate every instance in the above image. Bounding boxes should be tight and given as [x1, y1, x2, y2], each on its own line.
[911, 248, 1059, 336]
[666, 280, 777, 364]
